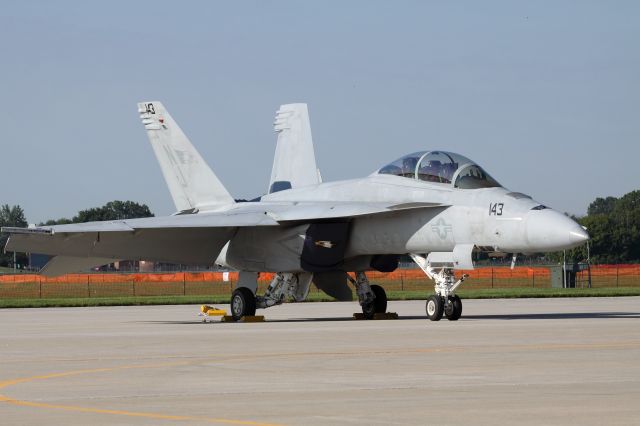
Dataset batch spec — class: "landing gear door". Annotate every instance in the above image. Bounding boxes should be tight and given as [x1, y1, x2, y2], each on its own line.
[301, 222, 350, 272]
[426, 243, 475, 270]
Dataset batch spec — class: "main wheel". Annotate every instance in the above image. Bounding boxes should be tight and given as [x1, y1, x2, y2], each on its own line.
[230, 287, 257, 321]
[426, 295, 444, 321]
[444, 295, 462, 321]
[362, 284, 387, 319]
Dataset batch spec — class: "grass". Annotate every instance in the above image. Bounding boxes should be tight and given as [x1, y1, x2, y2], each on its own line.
[1, 287, 640, 309]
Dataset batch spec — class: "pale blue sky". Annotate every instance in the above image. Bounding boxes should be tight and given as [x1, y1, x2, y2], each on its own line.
[1, 1, 638, 223]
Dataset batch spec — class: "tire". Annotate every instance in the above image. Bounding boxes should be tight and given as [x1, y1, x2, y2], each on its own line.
[426, 295, 444, 321]
[230, 287, 257, 321]
[444, 295, 462, 321]
[362, 284, 388, 319]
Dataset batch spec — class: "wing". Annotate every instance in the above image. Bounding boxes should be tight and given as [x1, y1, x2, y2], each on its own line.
[2, 201, 446, 276]
[2, 211, 279, 275]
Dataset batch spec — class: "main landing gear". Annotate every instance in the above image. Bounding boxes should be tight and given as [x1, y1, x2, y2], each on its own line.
[230, 272, 312, 321]
[231, 270, 388, 321]
[347, 271, 387, 319]
[230, 287, 257, 321]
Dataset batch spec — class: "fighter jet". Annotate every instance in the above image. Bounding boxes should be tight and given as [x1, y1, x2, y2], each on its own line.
[2, 102, 589, 321]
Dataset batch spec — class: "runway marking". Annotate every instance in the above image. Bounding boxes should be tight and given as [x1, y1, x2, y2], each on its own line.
[1, 341, 639, 424]
[0, 395, 281, 425]
[0, 362, 282, 426]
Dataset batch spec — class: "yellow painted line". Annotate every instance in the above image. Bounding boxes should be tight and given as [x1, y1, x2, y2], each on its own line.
[0, 395, 281, 425]
[0, 362, 282, 426]
[0, 362, 183, 390]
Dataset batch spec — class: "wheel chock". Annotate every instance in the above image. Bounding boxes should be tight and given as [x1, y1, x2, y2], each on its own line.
[353, 312, 399, 320]
[199, 305, 227, 322]
[221, 315, 266, 323]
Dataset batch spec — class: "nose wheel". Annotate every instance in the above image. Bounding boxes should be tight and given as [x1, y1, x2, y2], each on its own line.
[426, 295, 444, 321]
[444, 295, 462, 321]
[426, 294, 463, 321]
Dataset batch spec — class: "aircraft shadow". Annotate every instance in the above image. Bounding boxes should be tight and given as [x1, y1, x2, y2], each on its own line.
[133, 315, 427, 325]
[463, 312, 640, 320]
[134, 312, 639, 325]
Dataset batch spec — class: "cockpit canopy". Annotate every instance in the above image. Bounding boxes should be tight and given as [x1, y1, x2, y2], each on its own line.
[377, 151, 501, 189]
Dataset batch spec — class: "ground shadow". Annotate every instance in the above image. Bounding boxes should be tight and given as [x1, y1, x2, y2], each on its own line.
[132, 315, 427, 325]
[463, 312, 640, 320]
[133, 311, 639, 325]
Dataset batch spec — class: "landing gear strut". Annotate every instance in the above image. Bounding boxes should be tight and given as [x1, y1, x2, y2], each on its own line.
[230, 272, 312, 321]
[348, 271, 387, 319]
[411, 254, 468, 322]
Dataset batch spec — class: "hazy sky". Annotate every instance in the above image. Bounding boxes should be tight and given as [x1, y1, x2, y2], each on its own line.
[1, 1, 638, 223]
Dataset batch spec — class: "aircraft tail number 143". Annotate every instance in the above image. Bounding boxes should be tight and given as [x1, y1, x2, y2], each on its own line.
[489, 203, 504, 216]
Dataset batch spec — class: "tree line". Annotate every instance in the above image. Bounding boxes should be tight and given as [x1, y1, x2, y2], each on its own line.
[0, 201, 153, 268]
[560, 190, 640, 264]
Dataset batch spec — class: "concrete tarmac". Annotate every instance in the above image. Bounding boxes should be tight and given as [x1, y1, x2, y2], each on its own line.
[1, 297, 640, 425]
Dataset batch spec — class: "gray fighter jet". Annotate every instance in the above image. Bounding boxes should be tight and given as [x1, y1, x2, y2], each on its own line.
[2, 102, 589, 321]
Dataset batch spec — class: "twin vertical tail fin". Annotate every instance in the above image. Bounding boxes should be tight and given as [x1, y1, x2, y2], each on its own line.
[269, 103, 321, 194]
[138, 101, 234, 212]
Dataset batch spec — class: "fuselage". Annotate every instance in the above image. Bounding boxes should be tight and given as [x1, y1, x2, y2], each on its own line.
[218, 172, 588, 273]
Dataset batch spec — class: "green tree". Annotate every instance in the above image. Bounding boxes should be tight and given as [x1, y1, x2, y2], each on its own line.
[40, 218, 74, 226]
[73, 200, 153, 223]
[39, 201, 154, 225]
[579, 190, 640, 264]
[544, 190, 640, 264]
[0, 204, 29, 267]
[587, 196, 617, 216]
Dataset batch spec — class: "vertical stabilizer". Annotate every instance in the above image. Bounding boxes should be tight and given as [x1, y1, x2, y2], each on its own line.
[269, 103, 321, 194]
[138, 101, 234, 212]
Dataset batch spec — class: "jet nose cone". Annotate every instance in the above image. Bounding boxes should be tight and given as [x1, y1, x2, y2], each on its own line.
[569, 227, 590, 245]
[526, 210, 590, 251]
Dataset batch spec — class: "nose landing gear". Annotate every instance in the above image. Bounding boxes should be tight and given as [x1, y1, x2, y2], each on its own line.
[411, 254, 468, 322]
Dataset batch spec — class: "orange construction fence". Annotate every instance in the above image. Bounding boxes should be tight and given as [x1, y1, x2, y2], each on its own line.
[0, 265, 639, 299]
